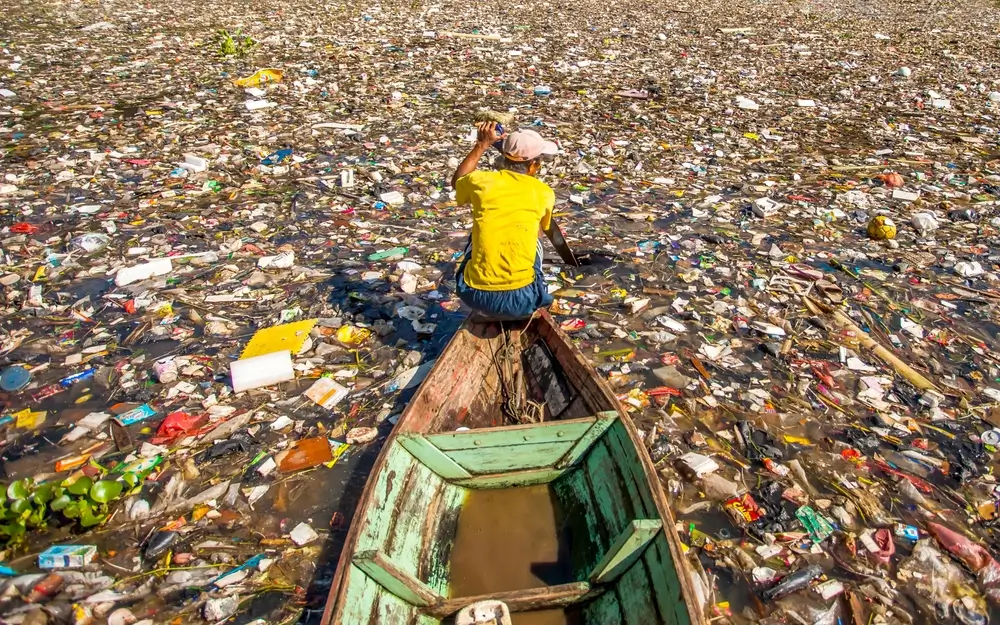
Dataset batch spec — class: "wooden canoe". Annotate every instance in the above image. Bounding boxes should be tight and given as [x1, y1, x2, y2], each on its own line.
[321, 310, 705, 625]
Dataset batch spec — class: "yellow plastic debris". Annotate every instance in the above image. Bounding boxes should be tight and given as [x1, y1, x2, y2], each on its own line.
[783, 434, 814, 446]
[233, 68, 284, 88]
[191, 504, 212, 522]
[13, 408, 47, 429]
[335, 325, 371, 345]
[323, 442, 353, 469]
[241, 319, 318, 360]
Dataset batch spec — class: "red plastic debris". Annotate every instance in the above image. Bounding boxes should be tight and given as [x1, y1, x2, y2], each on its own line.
[10, 223, 39, 234]
[152, 411, 205, 444]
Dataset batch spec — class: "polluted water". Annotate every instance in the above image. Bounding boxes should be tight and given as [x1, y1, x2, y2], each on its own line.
[2, 0, 1000, 622]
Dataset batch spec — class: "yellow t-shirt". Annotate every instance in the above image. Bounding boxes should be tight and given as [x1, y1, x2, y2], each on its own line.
[456, 170, 555, 291]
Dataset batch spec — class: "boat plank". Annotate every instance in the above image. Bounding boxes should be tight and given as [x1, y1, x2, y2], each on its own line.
[423, 581, 596, 619]
[583, 588, 624, 624]
[651, 536, 691, 624]
[644, 535, 683, 625]
[398, 329, 497, 433]
[425, 417, 596, 450]
[355, 445, 416, 554]
[552, 467, 607, 579]
[466, 363, 507, 429]
[397, 434, 472, 479]
[339, 564, 380, 623]
[604, 422, 656, 515]
[446, 440, 575, 474]
[589, 519, 662, 584]
[535, 319, 619, 411]
[353, 550, 442, 607]
[604, 407, 693, 624]
[385, 460, 442, 579]
[581, 436, 665, 621]
[555, 411, 618, 469]
[452, 466, 565, 489]
[420, 483, 465, 595]
[373, 587, 416, 624]
[583, 439, 633, 535]
[618, 560, 662, 625]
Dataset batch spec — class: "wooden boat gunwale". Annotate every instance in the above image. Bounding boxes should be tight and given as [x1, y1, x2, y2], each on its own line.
[320, 310, 706, 625]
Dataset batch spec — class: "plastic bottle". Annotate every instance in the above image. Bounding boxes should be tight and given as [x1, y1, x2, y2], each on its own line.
[761, 565, 823, 600]
[27, 573, 64, 602]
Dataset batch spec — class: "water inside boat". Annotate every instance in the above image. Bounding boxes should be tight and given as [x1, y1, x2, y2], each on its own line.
[449, 485, 574, 597]
[449, 485, 577, 625]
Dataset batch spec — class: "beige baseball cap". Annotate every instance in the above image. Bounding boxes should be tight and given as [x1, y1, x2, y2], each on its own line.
[501, 129, 559, 161]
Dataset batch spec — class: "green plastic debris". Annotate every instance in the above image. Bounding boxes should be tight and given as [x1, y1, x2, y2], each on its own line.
[367, 247, 408, 261]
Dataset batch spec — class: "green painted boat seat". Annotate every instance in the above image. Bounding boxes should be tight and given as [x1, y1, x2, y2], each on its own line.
[398, 412, 618, 480]
[424, 581, 596, 619]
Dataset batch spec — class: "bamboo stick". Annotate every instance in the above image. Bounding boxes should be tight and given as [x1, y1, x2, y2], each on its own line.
[802, 295, 941, 392]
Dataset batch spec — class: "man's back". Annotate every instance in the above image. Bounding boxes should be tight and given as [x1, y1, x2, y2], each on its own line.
[456, 169, 554, 292]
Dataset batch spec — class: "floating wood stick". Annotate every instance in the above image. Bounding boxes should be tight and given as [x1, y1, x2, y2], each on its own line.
[802, 296, 940, 392]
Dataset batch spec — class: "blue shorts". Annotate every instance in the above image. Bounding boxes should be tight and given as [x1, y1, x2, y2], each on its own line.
[456, 238, 554, 320]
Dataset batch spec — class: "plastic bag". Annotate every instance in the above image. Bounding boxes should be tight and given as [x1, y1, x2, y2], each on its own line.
[232, 68, 283, 87]
[911, 212, 939, 235]
[335, 325, 371, 345]
[71, 233, 110, 254]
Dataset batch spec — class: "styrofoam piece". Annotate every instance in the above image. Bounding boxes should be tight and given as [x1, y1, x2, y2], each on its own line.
[115, 258, 173, 286]
[230, 350, 294, 393]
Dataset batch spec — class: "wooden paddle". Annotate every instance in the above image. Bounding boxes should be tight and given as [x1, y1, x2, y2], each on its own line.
[544, 218, 579, 267]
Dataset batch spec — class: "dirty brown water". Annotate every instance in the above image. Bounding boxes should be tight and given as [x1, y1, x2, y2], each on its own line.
[449, 485, 577, 625]
[8, 243, 999, 624]
[3, 0, 1000, 621]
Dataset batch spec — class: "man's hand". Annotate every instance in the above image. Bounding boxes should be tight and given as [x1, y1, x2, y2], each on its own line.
[475, 121, 504, 148]
[452, 122, 505, 189]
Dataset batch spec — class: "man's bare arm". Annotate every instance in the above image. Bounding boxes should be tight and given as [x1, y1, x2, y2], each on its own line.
[451, 121, 503, 189]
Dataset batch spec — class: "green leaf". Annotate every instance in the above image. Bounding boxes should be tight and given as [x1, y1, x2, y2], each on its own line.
[9, 499, 30, 515]
[66, 477, 93, 496]
[62, 501, 81, 519]
[79, 508, 106, 528]
[7, 480, 30, 501]
[90, 480, 123, 504]
[0, 523, 25, 541]
[27, 506, 46, 527]
[122, 473, 139, 489]
[32, 484, 56, 505]
[49, 494, 72, 512]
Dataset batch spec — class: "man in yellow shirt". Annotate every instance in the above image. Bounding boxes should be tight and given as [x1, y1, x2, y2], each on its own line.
[451, 122, 559, 319]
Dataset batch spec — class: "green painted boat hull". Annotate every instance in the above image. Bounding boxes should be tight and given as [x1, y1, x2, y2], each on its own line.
[322, 311, 705, 625]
